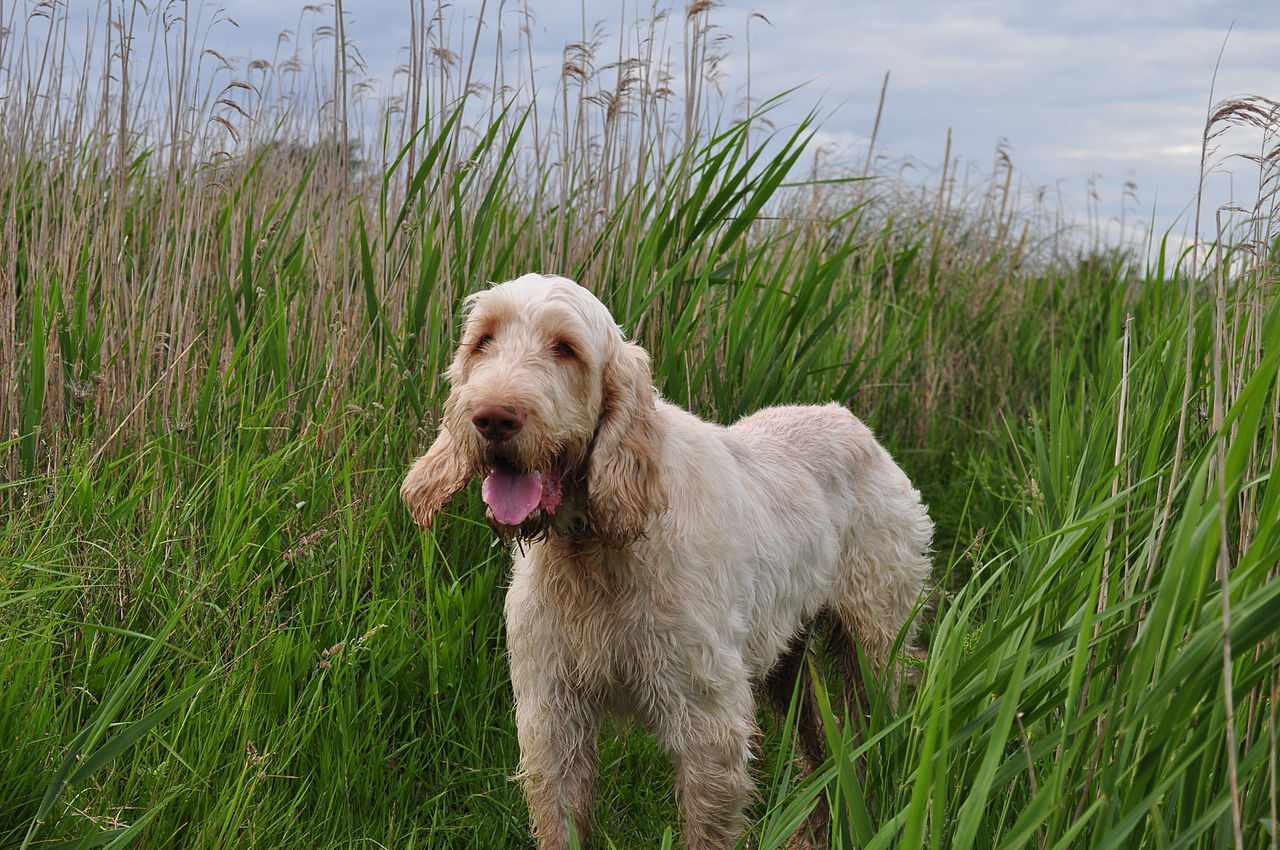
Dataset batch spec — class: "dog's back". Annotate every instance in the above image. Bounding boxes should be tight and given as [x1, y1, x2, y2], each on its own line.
[730, 402, 880, 486]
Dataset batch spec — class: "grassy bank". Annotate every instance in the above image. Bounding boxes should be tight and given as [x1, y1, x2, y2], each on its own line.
[2, 4, 1278, 849]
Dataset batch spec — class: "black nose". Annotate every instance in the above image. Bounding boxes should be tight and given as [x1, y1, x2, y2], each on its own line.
[471, 404, 525, 442]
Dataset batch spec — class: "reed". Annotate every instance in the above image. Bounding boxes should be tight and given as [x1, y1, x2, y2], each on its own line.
[2, 3, 1277, 849]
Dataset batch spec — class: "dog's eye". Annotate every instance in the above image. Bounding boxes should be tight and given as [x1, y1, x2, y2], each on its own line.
[474, 334, 493, 353]
[552, 339, 577, 359]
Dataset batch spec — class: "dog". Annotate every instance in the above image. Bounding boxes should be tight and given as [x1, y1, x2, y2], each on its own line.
[401, 273, 933, 850]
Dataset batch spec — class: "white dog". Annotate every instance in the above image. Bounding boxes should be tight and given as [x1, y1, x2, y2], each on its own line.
[402, 273, 933, 850]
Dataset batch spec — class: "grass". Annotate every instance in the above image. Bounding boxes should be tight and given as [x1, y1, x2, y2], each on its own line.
[2, 2, 1279, 848]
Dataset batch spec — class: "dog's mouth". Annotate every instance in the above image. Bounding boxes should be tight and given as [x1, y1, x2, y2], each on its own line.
[481, 456, 563, 529]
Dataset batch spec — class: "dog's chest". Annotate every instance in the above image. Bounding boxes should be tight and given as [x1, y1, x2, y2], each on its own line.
[515, 542, 674, 691]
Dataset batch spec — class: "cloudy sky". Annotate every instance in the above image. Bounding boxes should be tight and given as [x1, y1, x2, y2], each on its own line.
[65, 1, 1280, 249]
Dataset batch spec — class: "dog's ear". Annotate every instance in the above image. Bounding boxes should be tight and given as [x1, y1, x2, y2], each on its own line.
[588, 338, 665, 545]
[401, 426, 474, 528]
[403, 295, 487, 529]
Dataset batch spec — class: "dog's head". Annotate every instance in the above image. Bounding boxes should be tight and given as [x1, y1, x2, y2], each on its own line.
[401, 274, 664, 545]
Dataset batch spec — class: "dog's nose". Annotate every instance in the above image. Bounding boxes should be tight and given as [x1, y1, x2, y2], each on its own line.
[471, 405, 525, 442]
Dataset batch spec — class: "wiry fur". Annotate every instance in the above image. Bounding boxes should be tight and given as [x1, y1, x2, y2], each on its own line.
[402, 274, 934, 850]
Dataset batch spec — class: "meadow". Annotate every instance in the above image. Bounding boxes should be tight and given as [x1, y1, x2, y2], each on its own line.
[2, 3, 1279, 849]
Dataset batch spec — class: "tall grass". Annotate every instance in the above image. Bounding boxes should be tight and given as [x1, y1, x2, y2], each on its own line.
[2, 3, 1278, 849]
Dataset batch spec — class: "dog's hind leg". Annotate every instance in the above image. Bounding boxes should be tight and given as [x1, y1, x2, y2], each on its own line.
[762, 624, 830, 848]
[831, 505, 932, 709]
[829, 532, 931, 711]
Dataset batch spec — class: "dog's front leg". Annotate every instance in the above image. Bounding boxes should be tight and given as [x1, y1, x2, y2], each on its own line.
[512, 672, 601, 849]
[659, 686, 755, 850]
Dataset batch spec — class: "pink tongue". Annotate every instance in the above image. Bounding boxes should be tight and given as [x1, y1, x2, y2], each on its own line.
[482, 468, 544, 526]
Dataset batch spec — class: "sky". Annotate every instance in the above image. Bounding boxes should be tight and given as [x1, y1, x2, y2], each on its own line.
[58, 0, 1280, 251]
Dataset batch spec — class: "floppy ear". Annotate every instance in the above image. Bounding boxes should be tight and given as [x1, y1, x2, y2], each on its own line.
[587, 339, 666, 545]
[401, 426, 474, 528]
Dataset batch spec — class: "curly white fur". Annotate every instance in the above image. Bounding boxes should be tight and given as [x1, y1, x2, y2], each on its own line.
[402, 273, 933, 850]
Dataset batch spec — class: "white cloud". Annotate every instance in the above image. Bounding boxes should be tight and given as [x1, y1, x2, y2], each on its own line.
[56, 0, 1280, 245]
